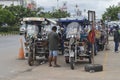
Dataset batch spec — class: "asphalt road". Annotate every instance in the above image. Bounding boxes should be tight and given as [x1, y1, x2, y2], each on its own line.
[0, 35, 120, 80]
[0, 35, 32, 80]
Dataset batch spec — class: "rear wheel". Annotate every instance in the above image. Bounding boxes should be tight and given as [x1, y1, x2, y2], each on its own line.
[28, 52, 34, 66]
[70, 57, 75, 70]
[65, 56, 69, 63]
[45, 52, 49, 60]
[88, 55, 92, 63]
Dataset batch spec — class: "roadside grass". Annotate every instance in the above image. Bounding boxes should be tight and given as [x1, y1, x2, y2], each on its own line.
[0, 31, 19, 36]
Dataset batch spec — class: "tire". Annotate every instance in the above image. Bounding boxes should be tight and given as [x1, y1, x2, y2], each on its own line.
[88, 57, 92, 63]
[28, 52, 34, 66]
[101, 44, 104, 51]
[65, 56, 69, 63]
[70, 57, 75, 70]
[84, 64, 103, 72]
[33, 44, 36, 60]
[25, 53, 28, 57]
[19, 33, 22, 35]
[45, 53, 49, 60]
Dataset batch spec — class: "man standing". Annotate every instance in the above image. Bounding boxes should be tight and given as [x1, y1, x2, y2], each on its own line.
[113, 26, 120, 53]
[48, 26, 60, 67]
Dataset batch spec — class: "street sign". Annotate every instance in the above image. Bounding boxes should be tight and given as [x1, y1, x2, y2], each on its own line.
[88, 10, 95, 23]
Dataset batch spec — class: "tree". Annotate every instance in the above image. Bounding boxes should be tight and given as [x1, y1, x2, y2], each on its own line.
[4, 5, 40, 25]
[51, 9, 70, 18]
[0, 5, 70, 26]
[102, 5, 120, 21]
[0, 5, 3, 9]
[39, 9, 70, 18]
[0, 9, 15, 26]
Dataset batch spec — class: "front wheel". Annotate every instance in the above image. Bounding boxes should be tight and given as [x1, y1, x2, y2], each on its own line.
[88, 56, 92, 63]
[65, 56, 69, 63]
[70, 57, 75, 70]
[28, 52, 34, 66]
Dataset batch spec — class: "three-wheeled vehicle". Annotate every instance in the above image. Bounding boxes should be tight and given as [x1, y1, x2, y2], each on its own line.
[23, 17, 57, 66]
[58, 17, 92, 69]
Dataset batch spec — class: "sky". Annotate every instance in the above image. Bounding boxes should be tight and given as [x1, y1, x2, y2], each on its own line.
[35, 0, 120, 19]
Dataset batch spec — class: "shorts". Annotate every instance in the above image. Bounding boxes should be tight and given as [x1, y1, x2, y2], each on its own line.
[49, 50, 58, 56]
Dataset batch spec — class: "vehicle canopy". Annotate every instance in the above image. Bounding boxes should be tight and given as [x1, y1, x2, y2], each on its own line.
[23, 17, 45, 21]
[58, 17, 90, 27]
[22, 17, 59, 39]
[22, 17, 57, 26]
[22, 17, 46, 38]
[58, 17, 90, 40]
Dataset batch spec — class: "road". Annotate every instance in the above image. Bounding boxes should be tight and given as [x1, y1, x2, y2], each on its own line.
[0, 35, 32, 80]
[0, 35, 120, 80]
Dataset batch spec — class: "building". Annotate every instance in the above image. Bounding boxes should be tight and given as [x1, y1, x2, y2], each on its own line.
[26, 0, 37, 10]
[0, 0, 21, 6]
[0, 0, 36, 10]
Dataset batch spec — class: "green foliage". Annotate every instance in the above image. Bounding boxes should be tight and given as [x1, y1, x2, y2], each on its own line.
[0, 9, 15, 26]
[0, 5, 3, 9]
[39, 9, 70, 18]
[4, 5, 38, 24]
[0, 5, 70, 33]
[102, 5, 120, 21]
[51, 9, 70, 18]
[0, 26, 19, 32]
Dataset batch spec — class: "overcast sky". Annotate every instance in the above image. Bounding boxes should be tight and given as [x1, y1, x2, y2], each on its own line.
[35, 0, 120, 19]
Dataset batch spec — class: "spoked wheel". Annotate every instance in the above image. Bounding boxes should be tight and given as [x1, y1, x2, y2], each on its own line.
[70, 57, 75, 70]
[28, 52, 34, 66]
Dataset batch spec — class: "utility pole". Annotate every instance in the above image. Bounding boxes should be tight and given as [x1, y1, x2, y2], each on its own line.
[84, 10, 103, 73]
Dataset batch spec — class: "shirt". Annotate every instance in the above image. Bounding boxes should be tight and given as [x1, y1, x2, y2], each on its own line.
[114, 30, 120, 42]
[48, 31, 59, 50]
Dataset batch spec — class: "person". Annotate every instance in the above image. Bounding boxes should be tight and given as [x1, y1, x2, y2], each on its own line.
[109, 27, 113, 36]
[113, 25, 120, 53]
[87, 29, 97, 55]
[48, 26, 60, 67]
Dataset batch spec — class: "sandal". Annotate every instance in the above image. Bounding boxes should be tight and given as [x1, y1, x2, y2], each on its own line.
[49, 64, 52, 67]
[53, 64, 61, 67]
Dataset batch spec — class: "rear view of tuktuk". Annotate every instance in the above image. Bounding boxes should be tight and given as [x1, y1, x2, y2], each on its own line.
[58, 17, 92, 69]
